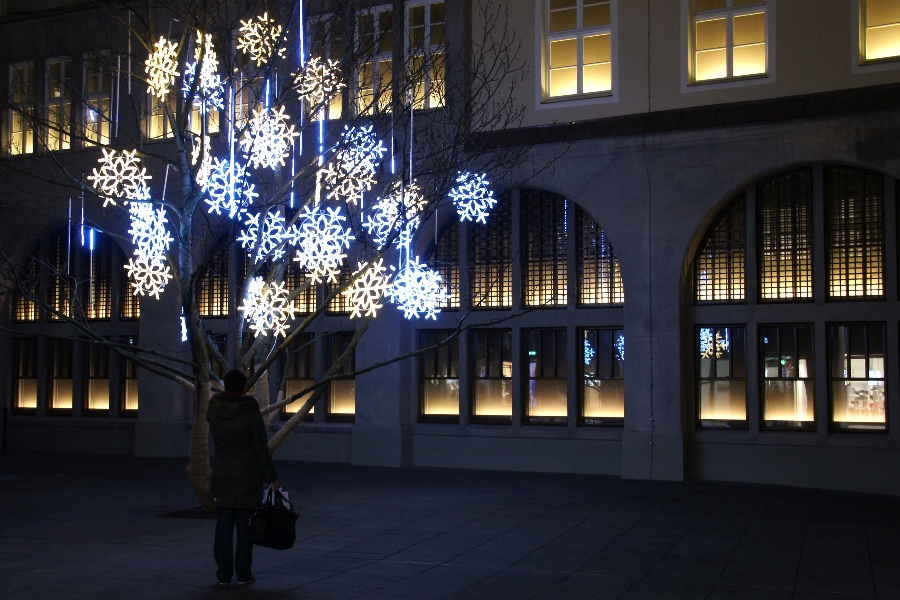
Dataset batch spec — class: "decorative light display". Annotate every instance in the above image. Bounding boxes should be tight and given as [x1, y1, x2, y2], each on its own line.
[615, 334, 625, 362]
[294, 56, 344, 108]
[88, 149, 152, 207]
[239, 105, 299, 170]
[290, 205, 353, 283]
[237, 12, 286, 67]
[321, 124, 386, 205]
[124, 255, 173, 299]
[583, 339, 595, 365]
[343, 259, 391, 319]
[449, 172, 495, 223]
[362, 181, 427, 248]
[181, 309, 188, 342]
[144, 36, 180, 99]
[237, 211, 288, 262]
[182, 31, 225, 112]
[191, 135, 213, 188]
[389, 257, 448, 320]
[238, 276, 297, 338]
[202, 158, 258, 219]
[700, 328, 729, 359]
[128, 202, 173, 260]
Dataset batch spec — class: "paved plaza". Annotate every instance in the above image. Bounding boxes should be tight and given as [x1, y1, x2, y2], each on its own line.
[1, 452, 899, 599]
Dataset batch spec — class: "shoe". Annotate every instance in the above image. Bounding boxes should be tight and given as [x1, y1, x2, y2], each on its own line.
[237, 578, 255, 585]
[217, 580, 229, 586]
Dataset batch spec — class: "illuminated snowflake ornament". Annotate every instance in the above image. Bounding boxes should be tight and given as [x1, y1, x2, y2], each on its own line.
[237, 211, 288, 263]
[321, 125, 386, 205]
[584, 339, 596, 365]
[389, 257, 448, 320]
[191, 135, 213, 188]
[124, 255, 172, 299]
[294, 57, 344, 109]
[237, 12, 285, 67]
[238, 277, 297, 338]
[182, 31, 225, 112]
[202, 158, 258, 219]
[240, 105, 299, 170]
[290, 205, 353, 283]
[128, 202, 173, 260]
[88, 149, 152, 207]
[145, 36, 180, 98]
[362, 181, 427, 248]
[343, 259, 391, 319]
[449, 172, 495, 223]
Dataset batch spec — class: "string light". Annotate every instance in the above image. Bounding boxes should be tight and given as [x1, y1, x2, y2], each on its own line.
[321, 124, 386, 205]
[202, 158, 257, 219]
[237, 211, 288, 263]
[362, 180, 427, 248]
[294, 56, 344, 111]
[182, 31, 224, 112]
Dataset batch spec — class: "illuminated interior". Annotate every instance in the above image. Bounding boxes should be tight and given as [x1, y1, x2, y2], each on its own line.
[52, 379, 73, 410]
[865, 0, 900, 60]
[123, 379, 139, 412]
[329, 380, 356, 415]
[583, 379, 623, 418]
[87, 380, 110, 411]
[17, 380, 37, 409]
[47, 58, 71, 151]
[764, 379, 813, 422]
[547, 0, 611, 98]
[699, 381, 746, 421]
[693, 5, 766, 82]
[527, 380, 567, 418]
[695, 18, 726, 81]
[422, 379, 459, 415]
[832, 378, 885, 424]
[732, 12, 765, 77]
[9, 62, 35, 155]
[549, 38, 577, 97]
[474, 379, 511, 416]
[284, 379, 314, 414]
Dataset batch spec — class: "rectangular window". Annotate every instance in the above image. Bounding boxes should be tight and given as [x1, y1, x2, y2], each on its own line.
[826, 167, 884, 298]
[120, 273, 141, 319]
[758, 169, 813, 300]
[545, 0, 612, 99]
[761, 325, 814, 429]
[328, 332, 356, 420]
[310, 16, 345, 121]
[427, 221, 460, 310]
[50, 232, 72, 320]
[829, 324, 886, 431]
[696, 198, 746, 302]
[198, 247, 229, 317]
[284, 333, 315, 418]
[121, 337, 139, 414]
[472, 329, 512, 423]
[420, 330, 459, 422]
[286, 260, 317, 314]
[861, 0, 900, 62]
[691, 0, 766, 83]
[357, 6, 393, 115]
[14, 256, 40, 322]
[525, 329, 567, 424]
[327, 263, 352, 313]
[83, 232, 112, 320]
[581, 328, 624, 425]
[84, 343, 110, 412]
[146, 95, 176, 140]
[469, 194, 512, 308]
[7, 61, 36, 155]
[523, 190, 567, 307]
[13, 338, 38, 413]
[697, 325, 747, 427]
[84, 54, 112, 146]
[408, 2, 445, 109]
[50, 338, 74, 413]
[47, 58, 72, 151]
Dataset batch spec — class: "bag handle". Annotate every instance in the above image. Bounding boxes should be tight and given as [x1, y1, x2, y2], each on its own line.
[273, 488, 294, 511]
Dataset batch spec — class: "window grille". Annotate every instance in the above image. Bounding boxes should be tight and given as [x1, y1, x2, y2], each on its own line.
[578, 205, 623, 304]
[469, 193, 512, 308]
[426, 221, 460, 309]
[285, 258, 317, 314]
[13, 338, 38, 412]
[146, 95, 176, 140]
[284, 333, 315, 417]
[420, 330, 459, 420]
[758, 169, 813, 300]
[14, 255, 40, 322]
[7, 61, 35, 155]
[472, 329, 512, 423]
[524, 329, 568, 424]
[328, 332, 356, 420]
[82, 233, 112, 320]
[828, 323, 886, 431]
[697, 325, 747, 426]
[695, 197, 745, 302]
[761, 325, 815, 429]
[84, 343, 110, 412]
[825, 166, 884, 298]
[47, 58, 72, 151]
[523, 190, 568, 307]
[50, 231, 72, 320]
[197, 247, 229, 317]
[120, 265, 141, 319]
[581, 328, 624, 424]
[327, 262, 352, 313]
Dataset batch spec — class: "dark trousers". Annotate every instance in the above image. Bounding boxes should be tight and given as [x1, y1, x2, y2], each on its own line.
[214, 507, 254, 582]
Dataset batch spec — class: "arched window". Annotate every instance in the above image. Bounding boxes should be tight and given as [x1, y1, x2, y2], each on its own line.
[45, 229, 112, 321]
[758, 169, 812, 300]
[469, 192, 512, 308]
[695, 197, 745, 302]
[426, 220, 460, 310]
[197, 246, 229, 317]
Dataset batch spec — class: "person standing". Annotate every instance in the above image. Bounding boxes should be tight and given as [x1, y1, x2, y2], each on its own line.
[207, 369, 279, 586]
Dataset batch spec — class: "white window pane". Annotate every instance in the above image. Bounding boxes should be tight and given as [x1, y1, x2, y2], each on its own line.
[733, 12, 765, 45]
[695, 0, 726, 13]
[549, 38, 577, 68]
[550, 67, 578, 96]
[695, 48, 727, 80]
[583, 1, 611, 27]
[733, 42, 766, 76]
[549, 7, 577, 32]
[583, 62, 611, 93]
[866, 23, 900, 59]
[867, 0, 900, 27]
[696, 18, 726, 51]
[584, 33, 611, 64]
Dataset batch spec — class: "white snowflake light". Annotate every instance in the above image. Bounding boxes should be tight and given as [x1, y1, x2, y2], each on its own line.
[128, 202, 173, 261]
[449, 172, 495, 223]
[237, 211, 288, 263]
[239, 105, 299, 170]
[124, 255, 173, 299]
[290, 205, 353, 284]
[389, 257, 448, 320]
[88, 149, 152, 207]
[362, 181, 427, 248]
[584, 338, 596, 365]
[202, 158, 258, 219]
[182, 31, 225, 112]
[237, 12, 286, 67]
[191, 135, 213, 188]
[294, 56, 344, 109]
[145, 36, 180, 99]
[238, 277, 297, 338]
[343, 259, 391, 319]
[321, 124, 386, 205]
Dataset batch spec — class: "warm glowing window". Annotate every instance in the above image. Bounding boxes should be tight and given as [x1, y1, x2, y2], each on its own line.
[357, 7, 394, 115]
[545, 0, 612, 98]
[408, 2, 445, 109]
[829, 324, 886, 431]
[695, 197, 746, 302]
[84, 343, 110, 412]
[120, 266, 141, 319]
[7, 61, 35, 156]
[697, 326, 747, 426]
[420, 330, 459, 421]
[47, 58, 72, 151]
[469, 193, 512, 308]
[826, 167, 884, 298]
[691, 0, 766, 83]
[426, 221, 460, 310]
[50, 338, 74, 413]
[310, 15, 345, 121]
[581, 328, 624, 425]
[284, 333, 315, 418]
[328, 332, 356, 420]
[50, 231, 73, 320]
[525, 329, 567, 425]
[84, 54, 112, 146]
[198, 247, 229, 317]
[758, 169, 813, 301]
[523, 190, 567, 307]
[761, 325, 814, 429]
[578, 205, 623, 304]
[472, 329, 512, 423]
[13, 338, 38, 413]
[285, 259, 317, 314]
[121, 337, 139, 413]
[327, 263, 352, 314]
[82, 232, 112, 320]
[862, 0, 900, 61]
[14, 254, 40, 322]
[146, 95, 176, 140]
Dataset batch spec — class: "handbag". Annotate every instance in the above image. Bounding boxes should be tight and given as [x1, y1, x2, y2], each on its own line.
[248, 489, 298, 550]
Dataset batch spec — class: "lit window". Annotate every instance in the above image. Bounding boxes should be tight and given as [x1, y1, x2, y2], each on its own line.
[525, 329, 567, 424]
[523, 190, 567, 307]
[420, 330, 459, 421]
[829, 324, 885, 431]
[84, 54, 112, 146]
[120, 264, 141, 320]
[285, 259, 317, 314]
[121, 337, 139, 414]
[50, 231, 73, 320]
[581, 328, 624, 425]
[408, 2, 445, 109]
[758, 169, 813, 301]
[544, 0, 613, 99]
[426, 221, 460, 310]
[50, 338, 74, 413]
[826, 166, 884, 298]
[861, 0, 900, 62]
[761, 325, 814, 429]
[146, 95, 176, 140]
[84, 343, 110, 412]
[695, 197, 745, 302]
[13, 338, 38, 413]
[47, 58, 72, 151]
[469, 193, 512, 308]
[357, 6, 394, 115]
[7, 61, 35, 155]
[327, 263, 352, 314]
[691, 0, 766, 83]
[83, 232, 112, 320]
[577, 205, 623, 304]
[697, 326, 747, 427]
[198, 247, 229, 317]
[328, 332, 356, 421]
[309, 15, 345, 120]
[472, 329, 512, 423]
[284, 333, 315, 418]
[13, 254, 40, 322]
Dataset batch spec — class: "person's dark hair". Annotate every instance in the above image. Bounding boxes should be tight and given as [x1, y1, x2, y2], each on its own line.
[223, 369, 247, 394]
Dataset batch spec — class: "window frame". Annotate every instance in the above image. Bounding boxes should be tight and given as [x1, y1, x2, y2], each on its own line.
[419, 330, 460, 423]
[696, 324, 748, 429]
[471, 328, 513, 424]
[83, 52, 113, 147]
[355, 4, 395, 116]
[83, 342, 111, 414]
[580, 327, 625, 426]
[857, 0, 900, 65]
[46, 57, 73, 152]
[327, 331, 356, 422]
[13, 337, 39, 414]
[523, 328, 568, 425]
[759, 323, 816, 431]
[6, 60, 36, 156]
[283, 333, 316, 421]
[406, 0, 446, 110]
[827, 322, 887, 433]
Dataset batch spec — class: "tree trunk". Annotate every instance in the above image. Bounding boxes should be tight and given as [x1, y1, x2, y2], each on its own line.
[186, 381, 214, 511]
